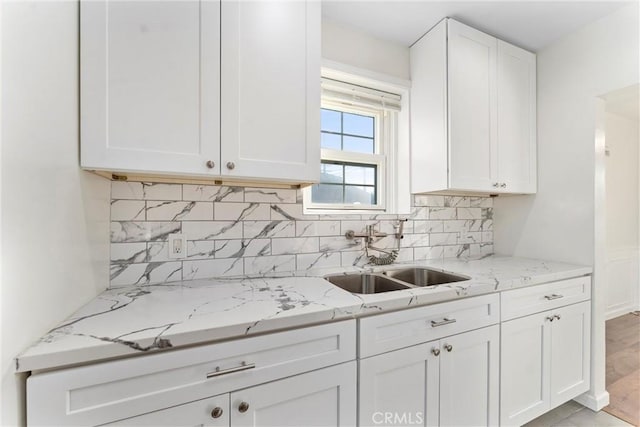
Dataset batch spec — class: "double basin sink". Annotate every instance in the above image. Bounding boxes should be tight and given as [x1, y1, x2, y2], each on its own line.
[325, 267, 470, 295]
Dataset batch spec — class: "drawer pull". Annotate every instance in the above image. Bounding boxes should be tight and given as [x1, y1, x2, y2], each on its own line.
[430, 317, 457, 327]
[207, 361, 255, 379]
[544, 294, 564, 300]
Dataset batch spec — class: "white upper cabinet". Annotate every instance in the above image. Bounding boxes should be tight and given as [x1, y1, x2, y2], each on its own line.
[81, 0, 320, 184]
[410, 18, 537, 195]
[221, 1, 320, 182]
[81, 0, 221, 176]
[496, 40, 537, 193]
[447, 20, 497, 192]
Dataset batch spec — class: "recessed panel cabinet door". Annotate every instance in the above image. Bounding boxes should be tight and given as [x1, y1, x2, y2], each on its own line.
[497, 40, 537, 193]
[447, 20, 497, 192]
[231, 362, 356, 427]
[439, 325, 499, 427]
[103, 394, 230, 427]
[81, 0, 221, 175]
[359, 342, 439, 427]
[550, 301, 591, 406]
[221, 0, 320, 182]
[500, 313, 551, 426]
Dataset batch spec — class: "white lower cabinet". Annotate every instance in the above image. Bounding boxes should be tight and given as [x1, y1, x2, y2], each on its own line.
[359, 325, 499, 427]
[500, 301, 591, 426]
[106, 362, 356, 427]
[26, 278, 594, 427]
[231, 362, 356, 427]
[27, 320, 356, 426]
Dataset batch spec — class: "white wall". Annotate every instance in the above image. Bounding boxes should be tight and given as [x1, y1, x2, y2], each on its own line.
[0, 2, 110, 425]
[494, 2, 639, 410]
[604, 110, 639, 318]
[322, 19, 410, 81]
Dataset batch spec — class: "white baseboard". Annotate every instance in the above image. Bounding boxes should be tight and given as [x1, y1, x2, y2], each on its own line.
[573, 390, 610, 411]
[606, 304, 637, 320]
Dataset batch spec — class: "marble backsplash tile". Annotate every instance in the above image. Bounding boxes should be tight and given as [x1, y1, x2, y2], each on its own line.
[109, 182, 494, 287]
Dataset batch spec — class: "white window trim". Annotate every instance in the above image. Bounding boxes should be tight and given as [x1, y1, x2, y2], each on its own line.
[304, 62, 411, 215]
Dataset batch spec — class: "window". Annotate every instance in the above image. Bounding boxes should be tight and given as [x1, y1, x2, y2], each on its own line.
[305, 75, 403, 212]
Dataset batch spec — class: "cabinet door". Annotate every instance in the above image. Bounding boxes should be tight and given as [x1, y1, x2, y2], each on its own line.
[439, 325, 499, 427]
[81, 0, 221, 176]
[447, 19, 497, 192]
[221, 0, 320, 183]
[359, 342, 439, 427]
[550, 301, 591, 406]
[104, 394, 229, 426]
[500, 312, 551, 426]
[231, 362, 356, 427]
[496, 40, 537, 193]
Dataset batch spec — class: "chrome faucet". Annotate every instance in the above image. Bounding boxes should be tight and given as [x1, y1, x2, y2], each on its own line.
[345, 220, 407, 265]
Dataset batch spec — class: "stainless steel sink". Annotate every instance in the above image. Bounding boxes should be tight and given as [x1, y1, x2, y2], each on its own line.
[325, 273, 411, 294]
[383, 267, 469, 287]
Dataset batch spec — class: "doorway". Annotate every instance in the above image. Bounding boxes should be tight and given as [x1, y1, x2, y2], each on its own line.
[602, 84, 640, 426]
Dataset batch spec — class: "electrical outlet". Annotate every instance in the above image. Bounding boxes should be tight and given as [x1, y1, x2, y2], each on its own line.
[168, 233, 187, 259]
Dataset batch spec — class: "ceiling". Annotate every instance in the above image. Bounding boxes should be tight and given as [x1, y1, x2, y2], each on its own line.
[322, 1, 635, 52]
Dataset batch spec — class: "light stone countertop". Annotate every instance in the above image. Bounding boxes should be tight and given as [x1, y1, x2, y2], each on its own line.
[16, 255, 592, 373]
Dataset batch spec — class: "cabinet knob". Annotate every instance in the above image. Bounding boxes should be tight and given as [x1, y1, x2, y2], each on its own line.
[238, 401, 249, 413]
[554, 314, 561, 321]
[444, 344, 453, 352]
[492, 182, 500, 188]
[206, 160, 215, 169]
[546, 316, 555, 322]
[226, 162, 235, 170]
[431, 348, 440, 356]
[211, 407, 224, 419]
[500, 183, 507, 188]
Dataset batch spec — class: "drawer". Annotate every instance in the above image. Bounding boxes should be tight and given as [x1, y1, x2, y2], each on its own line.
[27, 320, 355, 427]
[358, 294, 500, 358]
[501, 276, 591, 321]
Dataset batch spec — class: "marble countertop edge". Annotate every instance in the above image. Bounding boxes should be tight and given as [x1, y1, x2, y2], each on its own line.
[16, 256, 592, 373]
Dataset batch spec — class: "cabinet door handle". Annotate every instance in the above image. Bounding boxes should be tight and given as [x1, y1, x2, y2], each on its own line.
[226, 161, 236, 170]
[554, 314, 561, 321]
[500, 183, 507, 188]
[206, 160, 215, 169]
[544, 294, 564, 300]
[444, 344, 453, 352]
[431, 348, 441, 356]
[430, 317, 456, 327]
[211, 407, 224, 419]
[206, 361, 255, 378]
[546, 316, 555, 322]
[492, 182, 500, 188]
[238, 402, 250, 413]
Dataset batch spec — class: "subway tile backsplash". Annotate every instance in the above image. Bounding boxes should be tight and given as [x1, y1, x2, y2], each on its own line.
[109, 182, 494, 287]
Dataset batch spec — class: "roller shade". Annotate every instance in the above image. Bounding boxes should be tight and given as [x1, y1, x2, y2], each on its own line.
[321, 78, 402, 112]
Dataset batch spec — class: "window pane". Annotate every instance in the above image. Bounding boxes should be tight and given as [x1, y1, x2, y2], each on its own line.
[321, 132, 341, 150]
[344, 164, 375, 185]
[343, 136, 374, 154]
[343, 112, 374, 138]
[312, 184, 343, 204]
[321, 109, 341, 133]
[321, 162, 343, 184]
[345, 185, 376, 205]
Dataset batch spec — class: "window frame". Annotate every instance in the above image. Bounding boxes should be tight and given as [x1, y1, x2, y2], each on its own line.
[305, 101, 388, 212]
[303, 62, 411, 215]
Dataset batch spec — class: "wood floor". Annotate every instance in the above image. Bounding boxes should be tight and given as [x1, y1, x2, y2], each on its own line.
[603, 312, 640, 426]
